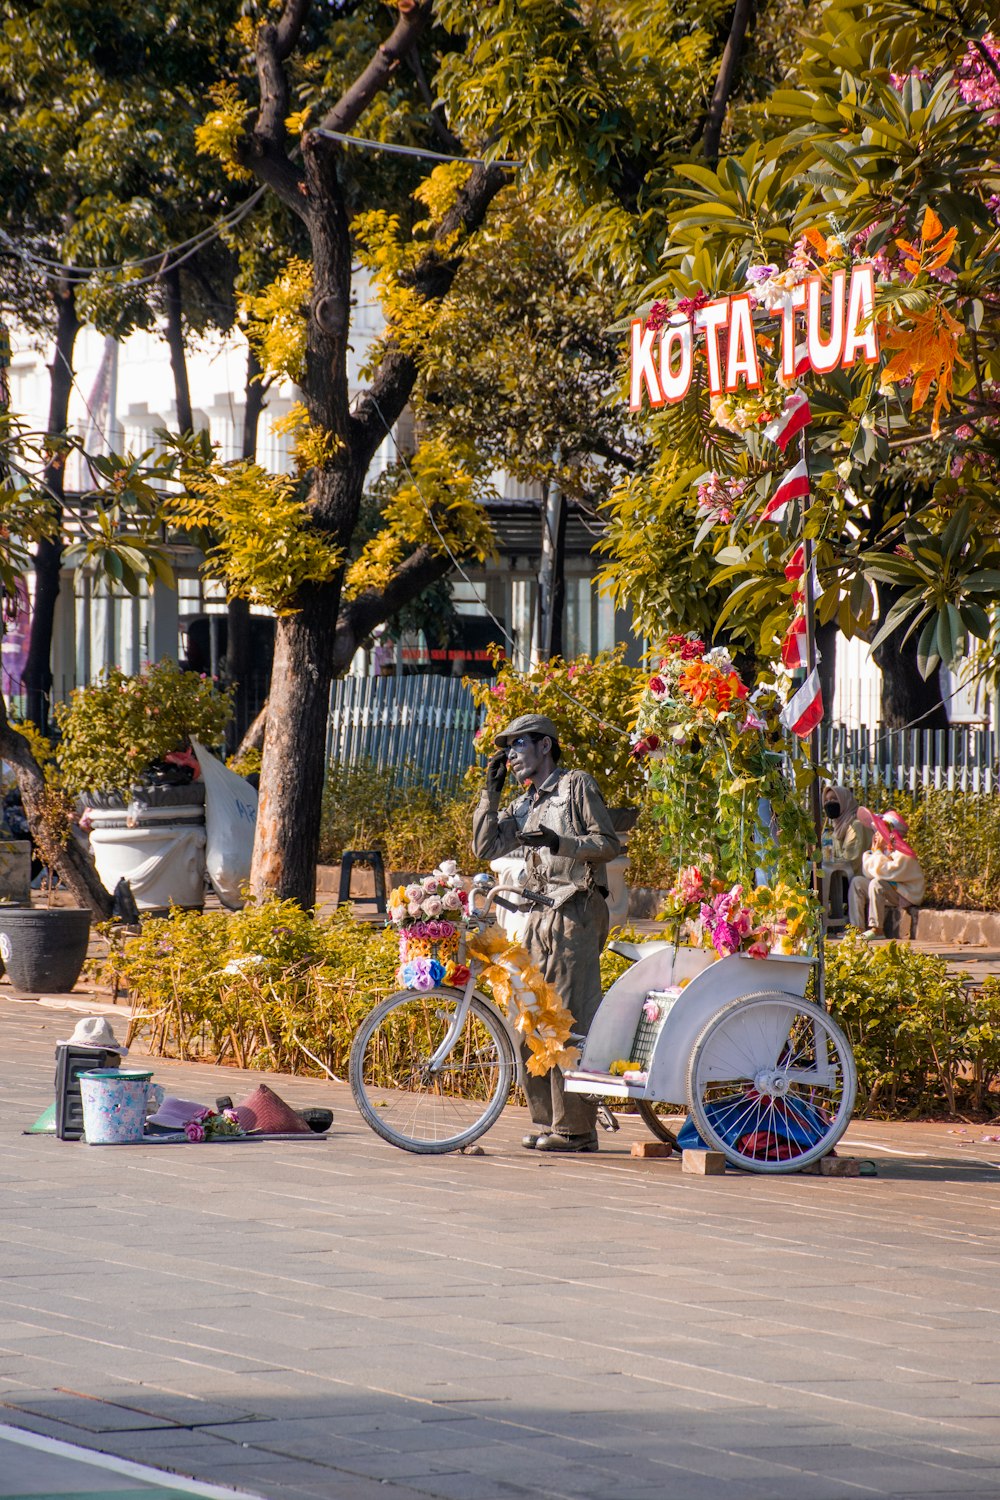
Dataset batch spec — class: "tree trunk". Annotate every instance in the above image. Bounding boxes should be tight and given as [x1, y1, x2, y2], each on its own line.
[872, 587, 950, 730]
[0, 697, 112, 919]
[225, 345, 269, 751]
[703, 0, 755, 166]
[23, 285, 80, 732]
[249, 590, 337, 906]
[163, 264, 193, 434]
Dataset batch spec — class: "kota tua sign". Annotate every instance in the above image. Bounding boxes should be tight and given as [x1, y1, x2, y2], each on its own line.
[629, 264, 880, 409]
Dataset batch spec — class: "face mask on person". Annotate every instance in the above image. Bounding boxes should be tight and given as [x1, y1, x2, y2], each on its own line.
[823, 801, 840, 819]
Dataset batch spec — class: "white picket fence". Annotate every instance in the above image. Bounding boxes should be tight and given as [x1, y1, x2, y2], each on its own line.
[818, 723, 999, 796]
[326, 675, 479, 788]
[323, 677, 1000, 798]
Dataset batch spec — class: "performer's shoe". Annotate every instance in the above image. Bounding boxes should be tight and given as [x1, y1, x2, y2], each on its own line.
[535, 1132, 599, 1153]
[522, 1132, 544, 1149]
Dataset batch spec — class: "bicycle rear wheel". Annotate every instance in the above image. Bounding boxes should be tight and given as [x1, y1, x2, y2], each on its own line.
[686, 991, 857, 1173]
[350, 989, 516, 1154]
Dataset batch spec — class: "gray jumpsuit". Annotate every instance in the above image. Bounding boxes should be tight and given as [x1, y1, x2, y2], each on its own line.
[472, 768, 621, 1137]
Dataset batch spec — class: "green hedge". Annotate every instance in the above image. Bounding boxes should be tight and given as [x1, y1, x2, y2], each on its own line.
[112, 909, 1000, 1118]
[825, 932, 1000, 1116]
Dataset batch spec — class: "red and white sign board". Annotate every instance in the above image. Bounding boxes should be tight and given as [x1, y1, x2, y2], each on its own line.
[629, 265, 880, 409]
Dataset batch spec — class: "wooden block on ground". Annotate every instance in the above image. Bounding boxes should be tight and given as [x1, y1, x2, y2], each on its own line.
[681, 1149, 726, 1175]
[819, 1155, 861, 1176]
[630, 1140, 672, 1158]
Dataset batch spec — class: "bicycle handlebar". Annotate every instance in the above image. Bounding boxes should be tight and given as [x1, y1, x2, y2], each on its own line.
[468, 881, 554, 920]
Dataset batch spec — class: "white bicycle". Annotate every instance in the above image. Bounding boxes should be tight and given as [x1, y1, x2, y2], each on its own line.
[349, 884, 857, 1171]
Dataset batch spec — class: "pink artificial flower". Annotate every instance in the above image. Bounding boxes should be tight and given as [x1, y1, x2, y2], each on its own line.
[185, 1120, 206, 1143]
[423, 876, 440, 893]
[405, 884, 424, 901]
[423, 896, 443, 918]
[648, 675, 668, 698]
[747, 940, 771, 960]
[407, 900, 423, 918]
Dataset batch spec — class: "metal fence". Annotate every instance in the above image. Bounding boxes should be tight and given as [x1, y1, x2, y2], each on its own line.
[818, 723, 1000, 796]
[326, 674, 480, 788]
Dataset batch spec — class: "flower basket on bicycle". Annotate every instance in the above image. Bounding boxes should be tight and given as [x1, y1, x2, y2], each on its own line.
[389, 867, 471, 991]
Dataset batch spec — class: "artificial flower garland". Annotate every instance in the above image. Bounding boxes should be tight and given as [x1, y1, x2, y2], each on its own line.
[465, 925, 579, 1077]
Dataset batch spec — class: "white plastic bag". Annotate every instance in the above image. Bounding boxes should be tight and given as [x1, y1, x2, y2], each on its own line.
[191, 741, 258, 909]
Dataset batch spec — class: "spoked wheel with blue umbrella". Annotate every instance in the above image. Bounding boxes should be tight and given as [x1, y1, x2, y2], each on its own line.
[683, 991, 856, 1172]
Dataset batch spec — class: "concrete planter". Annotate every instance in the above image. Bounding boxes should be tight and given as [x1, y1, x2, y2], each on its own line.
[0, 906, 91, 994]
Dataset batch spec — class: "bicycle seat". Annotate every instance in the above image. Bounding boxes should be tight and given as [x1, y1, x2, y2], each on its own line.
[607, 940, 675, 963]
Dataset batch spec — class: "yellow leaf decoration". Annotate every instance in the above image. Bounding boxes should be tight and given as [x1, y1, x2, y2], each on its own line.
[879, 301, 968, 438]
[467, 929, 579, 1076]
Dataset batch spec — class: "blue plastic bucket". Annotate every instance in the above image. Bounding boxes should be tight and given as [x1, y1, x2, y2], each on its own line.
[79, 1068, 153, 1145]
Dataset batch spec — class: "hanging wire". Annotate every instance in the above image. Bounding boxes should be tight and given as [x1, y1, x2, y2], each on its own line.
[0, 186, 267, 287]
[313, 129, 523, 169]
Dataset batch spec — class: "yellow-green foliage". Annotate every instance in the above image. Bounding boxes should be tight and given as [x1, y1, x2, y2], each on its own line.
[826, 931, 1000, 1116]
[353, 168, 466, 365]
[467, 646, 647, 809]
[240, 258, 312, 384]
[105, 901, 400, 1076]
[167, 462, 343, 615]
[412, 161, 474, 228]
[319, 758, 481, 873]
[227, 747, 262, 780]
[344, 438, 497, 600]
[275, 403, 345, 472]
[194, 82, 254, 184]
[55, 661, 233, 795]
[342, 532, 405, 601]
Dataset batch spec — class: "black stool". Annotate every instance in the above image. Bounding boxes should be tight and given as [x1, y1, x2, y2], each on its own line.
[338, 850, 387, 914]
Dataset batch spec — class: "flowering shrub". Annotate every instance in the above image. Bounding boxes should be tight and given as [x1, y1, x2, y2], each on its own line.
[185, 1106, 245, 1143]
[467, 645, 646, 809]
[633, 634, 814, 894]
[55, 659, 233, 795]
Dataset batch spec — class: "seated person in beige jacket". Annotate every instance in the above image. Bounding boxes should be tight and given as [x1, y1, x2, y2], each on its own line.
[848, 808, 925, 938]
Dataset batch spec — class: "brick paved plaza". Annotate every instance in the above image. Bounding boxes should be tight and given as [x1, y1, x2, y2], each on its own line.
[2, 994, 1000, 1500]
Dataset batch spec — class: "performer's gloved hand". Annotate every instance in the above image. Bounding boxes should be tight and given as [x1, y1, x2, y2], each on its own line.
[521, 824, 559, 853]
[485, 750, 508, 806]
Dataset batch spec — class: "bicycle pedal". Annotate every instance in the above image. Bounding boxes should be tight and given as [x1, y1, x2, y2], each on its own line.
[596, 1104, 620, 1133]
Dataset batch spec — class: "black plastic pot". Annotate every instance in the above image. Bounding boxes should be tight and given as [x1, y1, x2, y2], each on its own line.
[0, 907, 92, 994]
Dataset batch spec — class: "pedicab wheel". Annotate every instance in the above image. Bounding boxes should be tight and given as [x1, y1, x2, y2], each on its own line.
[636, 1100, 681, 1149]
[350, 989, 516, 1155]
[686, 991, 857, 1174]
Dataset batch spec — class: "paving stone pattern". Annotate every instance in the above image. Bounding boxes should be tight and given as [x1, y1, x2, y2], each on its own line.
[2, 995, 1000, 1500]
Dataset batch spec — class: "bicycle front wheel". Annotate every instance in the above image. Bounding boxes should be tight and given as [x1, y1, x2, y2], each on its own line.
[350, 989, 516, 1154]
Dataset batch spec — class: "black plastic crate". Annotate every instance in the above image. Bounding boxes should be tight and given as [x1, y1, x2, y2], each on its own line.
[54, 1044, 120, 1140]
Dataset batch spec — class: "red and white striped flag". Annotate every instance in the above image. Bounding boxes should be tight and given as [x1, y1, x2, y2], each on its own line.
[763, 389, 812, 452]
[781, 667, 823, 737]
[784, 544, 805, 582]
[761, 458, 809, 522]
[780, 614, 809, 670]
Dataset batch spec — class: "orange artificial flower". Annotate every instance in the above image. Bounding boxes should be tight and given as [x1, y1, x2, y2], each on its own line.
[880, 300, 968, 437]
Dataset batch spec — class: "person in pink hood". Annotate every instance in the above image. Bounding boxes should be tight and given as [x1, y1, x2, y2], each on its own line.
[848, 808, 925, 938]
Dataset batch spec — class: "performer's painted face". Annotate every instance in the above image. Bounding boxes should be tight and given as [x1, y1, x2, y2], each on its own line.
[506, 734, 551, 785]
